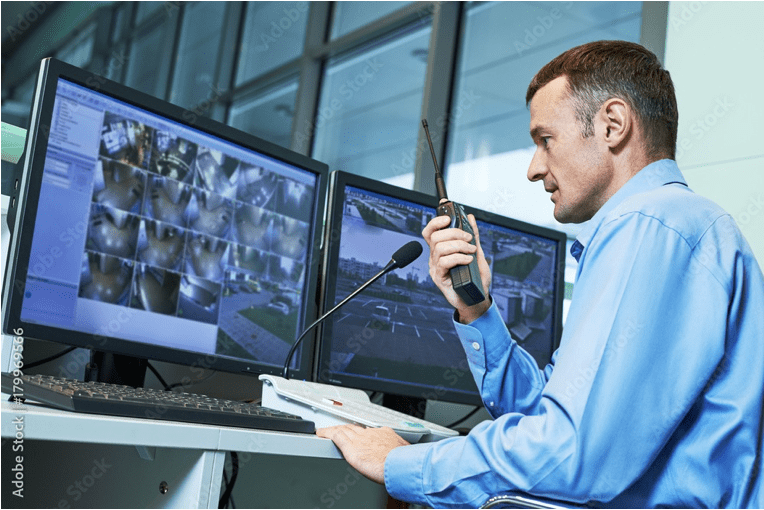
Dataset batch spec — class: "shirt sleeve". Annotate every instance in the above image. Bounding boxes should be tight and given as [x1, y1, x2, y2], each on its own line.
[452, 300, 550, 418]
[385, 212, 729, 508]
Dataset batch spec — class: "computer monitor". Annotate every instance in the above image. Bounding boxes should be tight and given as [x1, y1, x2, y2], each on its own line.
[315, 171, 566, 406]
[2, 58, 328, 383]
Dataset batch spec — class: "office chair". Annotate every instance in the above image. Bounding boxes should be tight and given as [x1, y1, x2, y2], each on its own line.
[480, 492, 577, 509]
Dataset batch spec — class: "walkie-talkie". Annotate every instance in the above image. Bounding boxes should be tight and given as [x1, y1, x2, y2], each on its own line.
[421, 119, 486, 306]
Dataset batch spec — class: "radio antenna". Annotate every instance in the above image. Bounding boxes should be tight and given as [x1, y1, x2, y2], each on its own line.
[421, 119, 448, 201]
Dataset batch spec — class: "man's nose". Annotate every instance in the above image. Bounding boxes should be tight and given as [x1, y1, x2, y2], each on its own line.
[527, 148, 547, 183]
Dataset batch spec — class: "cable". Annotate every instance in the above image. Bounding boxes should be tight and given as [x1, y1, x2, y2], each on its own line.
[23, 346, 77, 370]
[146, 362, 171, 391]
[221, 469, 237, 509]
[219, 452, 238, 508]
[166, 369, 217, 390]
[218, 466, 231, 507]
[146, 364, 219, 393]
[446, 406, 481, 429]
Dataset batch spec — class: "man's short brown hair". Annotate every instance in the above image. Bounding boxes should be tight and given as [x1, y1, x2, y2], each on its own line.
[526, 40, 678, 160]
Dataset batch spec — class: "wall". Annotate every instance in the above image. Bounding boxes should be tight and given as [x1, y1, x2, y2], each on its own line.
[664, 1, 764, 267]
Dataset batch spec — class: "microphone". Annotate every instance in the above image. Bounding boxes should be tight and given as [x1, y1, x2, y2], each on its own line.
[282, 241, 423, 379]
[390, 240, 424, 270]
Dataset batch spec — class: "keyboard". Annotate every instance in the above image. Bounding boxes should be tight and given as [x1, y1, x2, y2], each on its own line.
[2, 373, 315, 434]
[259, 374, 458, 443]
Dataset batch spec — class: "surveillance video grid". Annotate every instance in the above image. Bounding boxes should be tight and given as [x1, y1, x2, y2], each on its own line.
[326, 187, 559, 393]
[78, 110, 316, 365]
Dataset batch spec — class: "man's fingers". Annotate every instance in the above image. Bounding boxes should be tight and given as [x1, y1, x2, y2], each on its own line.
[429, 239, 477, 267]
[430, 237, 477, 254]
[467, 214, 486, 258]
[316, 424, 365, 442]
[433, 252, 477, 273]
[422, 215, 452, 241]
[468, 214, 480, 243]
[315, 426, 339, 440]
[429, 228, 472, 247]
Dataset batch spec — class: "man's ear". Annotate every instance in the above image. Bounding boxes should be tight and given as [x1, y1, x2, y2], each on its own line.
[598, 98, 632, 149]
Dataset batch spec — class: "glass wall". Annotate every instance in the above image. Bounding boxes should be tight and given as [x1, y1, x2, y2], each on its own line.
[125, 18, 174, 98]
[229, 78, 300, 148]
[55, 23, 96, 69]
[170, 2, 228, 109]
[330, 1, 412, 39]
[236, 1, 309, 86]
[312, 24, 432, 188]
[3, 1, 648, 207]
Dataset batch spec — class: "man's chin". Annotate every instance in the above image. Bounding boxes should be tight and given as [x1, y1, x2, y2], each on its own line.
[552, 205, 572, 224]
[553, 206, 588, 224]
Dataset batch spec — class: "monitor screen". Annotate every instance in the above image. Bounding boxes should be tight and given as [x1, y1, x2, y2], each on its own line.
[2, 59, 327, 380]
[316, 171, 566, 405]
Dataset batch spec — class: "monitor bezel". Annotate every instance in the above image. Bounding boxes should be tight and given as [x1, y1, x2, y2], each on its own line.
[2, 58, 328, 381]
[315, 170, 567, 405]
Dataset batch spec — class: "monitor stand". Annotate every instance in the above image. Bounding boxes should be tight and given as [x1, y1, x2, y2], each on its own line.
[85, 351, 147, 388]
[382, 394, 426, 419]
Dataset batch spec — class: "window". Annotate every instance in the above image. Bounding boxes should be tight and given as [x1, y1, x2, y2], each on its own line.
[125, 20, 173, 99]
[236, 2, 309, 86]
[229, 78, 299, 149]
[330, 1, 412, 39]
[135, 2, 164, 26]
[56, 23, 96, 69]
[14, 75, 36, 106]
[111, 4, 130, 44]
[312, 23, 433, 188]
[171, 2, 227, 109]
[445, 1, 643, 235]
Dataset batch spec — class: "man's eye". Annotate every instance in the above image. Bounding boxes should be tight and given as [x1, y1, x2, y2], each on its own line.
[542, 137, 551, 147]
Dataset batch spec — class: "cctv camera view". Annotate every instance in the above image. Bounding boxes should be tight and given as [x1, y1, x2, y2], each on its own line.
[323, 186, 559, 398]
[19, 78, 319, 369]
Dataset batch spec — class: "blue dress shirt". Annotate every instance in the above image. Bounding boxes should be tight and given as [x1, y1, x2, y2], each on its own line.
[385, 160, 764, 508]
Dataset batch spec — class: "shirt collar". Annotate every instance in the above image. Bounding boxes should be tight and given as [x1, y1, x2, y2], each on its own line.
[570, 159, 687, 261]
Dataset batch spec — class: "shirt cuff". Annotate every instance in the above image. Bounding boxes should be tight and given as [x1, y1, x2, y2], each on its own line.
[453, 300, 512, 371]
[384, 443, 432, 506]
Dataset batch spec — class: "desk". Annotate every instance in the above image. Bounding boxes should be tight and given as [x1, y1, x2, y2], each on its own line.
[1, 398, 385, 508]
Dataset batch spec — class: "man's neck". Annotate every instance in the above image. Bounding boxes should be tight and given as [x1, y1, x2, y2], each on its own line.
[616, 143, 655, 180]
[586, 148, 658, 224]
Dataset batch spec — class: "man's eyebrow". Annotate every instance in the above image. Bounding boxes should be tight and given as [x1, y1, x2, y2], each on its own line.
[529, 126, 545, 141]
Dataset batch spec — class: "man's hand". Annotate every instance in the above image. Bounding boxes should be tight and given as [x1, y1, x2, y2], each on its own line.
[316, 425, 410, 485]
[422, 213, 492, 323]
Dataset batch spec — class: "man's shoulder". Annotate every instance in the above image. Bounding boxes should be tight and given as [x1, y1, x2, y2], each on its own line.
[606, 183, 729, 249]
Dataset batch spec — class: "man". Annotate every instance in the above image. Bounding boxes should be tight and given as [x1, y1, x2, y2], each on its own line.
[317, 41, 764, 508]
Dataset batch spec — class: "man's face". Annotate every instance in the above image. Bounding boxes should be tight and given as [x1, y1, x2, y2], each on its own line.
[527, 76, 612, 224]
